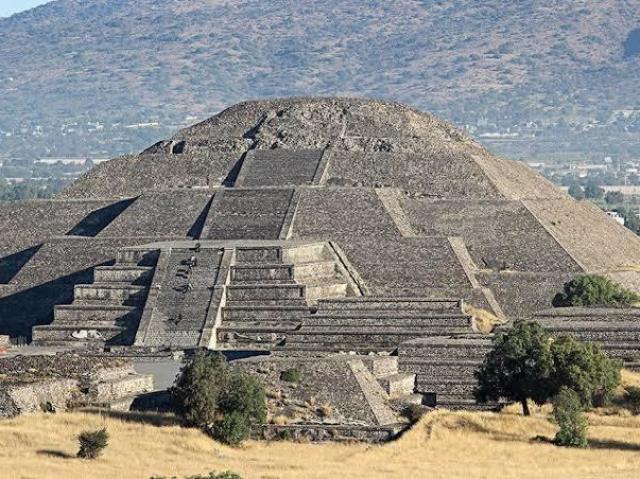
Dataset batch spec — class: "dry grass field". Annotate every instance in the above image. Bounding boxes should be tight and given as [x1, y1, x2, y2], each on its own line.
[2, 403, 640, 479]
[1, 371, 639, 479]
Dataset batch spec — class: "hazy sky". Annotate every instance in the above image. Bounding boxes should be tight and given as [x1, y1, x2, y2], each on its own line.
[0, 0, 51, 17]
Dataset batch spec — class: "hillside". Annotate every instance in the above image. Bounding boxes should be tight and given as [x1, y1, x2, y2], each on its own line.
[1, 407, 640, 479]
[0, 0, 639, 159]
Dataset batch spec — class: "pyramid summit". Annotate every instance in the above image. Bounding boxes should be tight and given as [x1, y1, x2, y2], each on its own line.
[2, 97, 640, 414]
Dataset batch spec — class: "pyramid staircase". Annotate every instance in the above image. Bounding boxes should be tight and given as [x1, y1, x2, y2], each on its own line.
[215, 244, 351, 349]
[32, 249, 159, 347]
[284, 298, 474, 353]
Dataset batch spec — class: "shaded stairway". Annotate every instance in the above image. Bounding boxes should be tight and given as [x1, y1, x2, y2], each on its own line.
[32, 249, 159, 347]
[134, 247, 226, 350]
[215, 244, 351, 349]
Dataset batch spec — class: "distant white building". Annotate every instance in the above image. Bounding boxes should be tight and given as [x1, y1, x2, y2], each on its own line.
[606, 211, 625, 226]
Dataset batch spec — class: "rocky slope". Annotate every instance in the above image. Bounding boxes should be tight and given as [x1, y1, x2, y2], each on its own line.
[0, 0, 639, 158]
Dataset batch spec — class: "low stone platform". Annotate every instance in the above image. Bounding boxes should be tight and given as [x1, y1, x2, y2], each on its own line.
[0, 353, 153, 417]
[398, 335, 500, 410]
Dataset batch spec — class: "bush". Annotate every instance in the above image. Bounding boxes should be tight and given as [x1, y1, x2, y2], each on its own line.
[623, 386, 640, 414]
[475, 320, 622, 414]
[171, 351, 229, 427]
[279, 368, 302, 383]
[213, 412, 251, 446]
[568, 184, 585, 200]
[550, 336, 622, 409]
[218, 372, 267, 424]
[151, 472, 242, 479]
[171, 351, 266, 445]
[402, 404, 428, 424]
[553, 274, 640, 307]
[77, 427, 109, 459]
[552, 387, 588, 447]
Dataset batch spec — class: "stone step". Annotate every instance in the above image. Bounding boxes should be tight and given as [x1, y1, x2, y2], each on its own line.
[398, 337, 492, 360]
[539, 320, 640, 332]
[74, 283, 148, 304]
[144, 330, 202, 349]
[281, 342, 398, 352]
[44, 319, 131, 329]
[54, 304, 138, 322]
[293, 261, 338, 281]
[416, 380, 477, 396]
[225, 299, 309, 307]
[222, 305, 310, 321]
[294, 326, 472, 335]
[116, 249, 159, 266]
[282, 243, 328, 264]
[218, 323, 300, 335]
[219, 320, 301, 330]
[398, 393, 425, 406]
[235, 246, 282, 264]
[305, 282, 348, 302]
[378, 373, 416, 398]
[94, 265, 154, 283]
[93, 374, 154, 402]
[304, 316, 472, 327]
[216, 330, 288, 348]
[226, 284, 306, 301]
[317, 298, 463, 312]
[230, 264, 294, 282]
[360, 356, 399, 377]
[434, 397, 500, 411]
[399, 361, 482, 377]
[313, 309, 472, 319]
[32, 324, 125, 345]
[108, 394, 138, 412]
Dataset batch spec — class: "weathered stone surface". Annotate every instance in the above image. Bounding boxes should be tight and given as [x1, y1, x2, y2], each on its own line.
[1, 98, 639, 421]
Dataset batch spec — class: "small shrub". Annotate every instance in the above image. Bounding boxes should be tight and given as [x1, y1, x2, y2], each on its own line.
[280, 368, 303, 383]
[150, 472, 242, 479]
[39, 401, 56, 413]
[623, 386, 640, 414]
[213, 411, 251, 446]
[553, 274, 640, 307]
[77, 427, 109, 459]
[552, 387, 588, 448]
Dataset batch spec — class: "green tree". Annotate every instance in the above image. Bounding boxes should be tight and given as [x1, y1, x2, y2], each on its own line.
[212, 411, 252, 446]
[605, 190, 624, 205]
[568, 184, 585, 200]
[475, 321, 622, 415]
[549, 336, 622, 408]
[552, 387, 588, 447]
[170, 351, 229, 427]
[553, 274, 640, 307]
[584, 182, 604, 200]
[217, 372, 267, 424]
[475, 321, 554, 415]
[171, 351, 267, 445]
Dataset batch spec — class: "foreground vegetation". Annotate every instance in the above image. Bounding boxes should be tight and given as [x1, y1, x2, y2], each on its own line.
[2, 400, 640, 479]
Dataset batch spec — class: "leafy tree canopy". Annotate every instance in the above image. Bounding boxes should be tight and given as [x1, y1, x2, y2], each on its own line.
[553, 274, 640, 307]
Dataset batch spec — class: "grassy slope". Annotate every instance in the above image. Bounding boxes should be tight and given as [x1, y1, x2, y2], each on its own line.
[1, 406, 640, 479]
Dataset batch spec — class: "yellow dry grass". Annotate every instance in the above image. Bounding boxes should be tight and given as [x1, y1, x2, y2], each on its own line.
[464, 304, 506, 334]
[2, 406, 640, 479]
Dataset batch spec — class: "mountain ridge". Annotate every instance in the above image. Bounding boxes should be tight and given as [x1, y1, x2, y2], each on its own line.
[0, 0, 639, 159]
